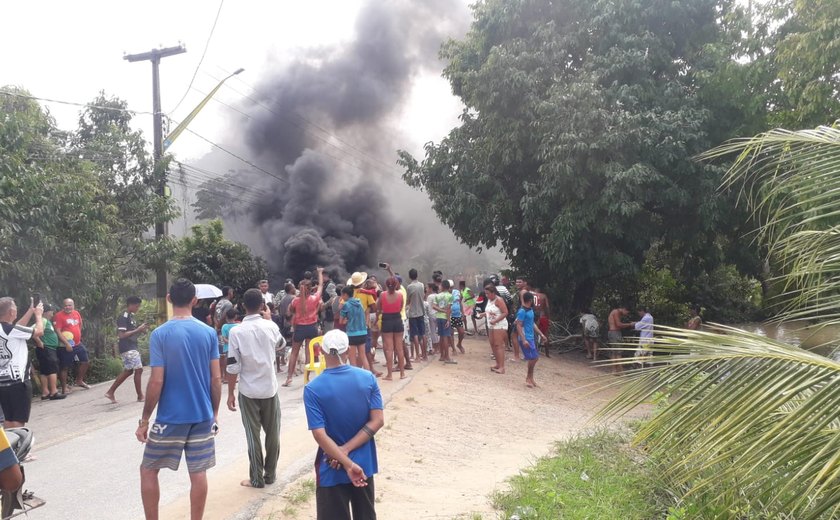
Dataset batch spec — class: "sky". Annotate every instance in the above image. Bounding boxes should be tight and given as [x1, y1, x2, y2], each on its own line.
[1, 0, 467, 162]
[2, 0, 507, 274]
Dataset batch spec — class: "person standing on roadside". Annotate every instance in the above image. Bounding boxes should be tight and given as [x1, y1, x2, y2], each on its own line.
[479, 285, 509, 375]
[304, 330, 384, 520]
[258, 280, 274, 306]
[136, 278, 222, 520]
[284, 268, 325, 387]
[105, 296, 148, 404]
[0, 297, 43, 426]
[607, 304, 634, 374]
[226, 289, 282, 489]
[425, 283, 440, 355]
[405, 269, 427, 362]
[33, 304, 67, 400]
[459, 281, 475, 335]
[339, 286, 369, 371]
[516, 292, 548, 388]
[53, 298, 90, 392]
[433, 280, 455, 364]
[449, 280, 466, 354]
[632, 306, 655, 365]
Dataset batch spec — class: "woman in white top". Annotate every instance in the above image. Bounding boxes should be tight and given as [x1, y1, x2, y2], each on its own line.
[476, 284, 508, 374]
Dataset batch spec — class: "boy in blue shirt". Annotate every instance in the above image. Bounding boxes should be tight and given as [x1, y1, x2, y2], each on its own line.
[516, 292, 548, 388]
[304, 330, 384, 520]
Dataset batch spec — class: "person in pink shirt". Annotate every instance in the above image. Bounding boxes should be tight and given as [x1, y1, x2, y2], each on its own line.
[283, 267, 324, 387]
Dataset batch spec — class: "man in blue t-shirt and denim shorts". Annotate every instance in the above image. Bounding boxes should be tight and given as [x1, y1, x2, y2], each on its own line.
[136, 279, 222, 520]
[304, 330, 384, 519]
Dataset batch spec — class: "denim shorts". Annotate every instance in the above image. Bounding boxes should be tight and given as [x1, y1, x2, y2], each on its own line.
[58, 344, 90, 368]
[436, 318, 452, 337]
[408, 317, 425, 337]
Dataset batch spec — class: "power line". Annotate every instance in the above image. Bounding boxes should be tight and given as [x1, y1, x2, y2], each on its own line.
[169, 0, 225, 115]
[172, 123, 288, 184]
[0, 89, 153, 116]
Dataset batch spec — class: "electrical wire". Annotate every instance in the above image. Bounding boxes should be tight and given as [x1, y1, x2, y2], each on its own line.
[0, 89, 153, 116]
[168, 0, 225, 115]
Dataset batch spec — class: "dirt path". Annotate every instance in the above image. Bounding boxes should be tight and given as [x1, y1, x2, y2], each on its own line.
[252, 336, 628, 519]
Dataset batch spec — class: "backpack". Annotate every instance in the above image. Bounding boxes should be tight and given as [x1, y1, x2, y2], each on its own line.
[324, 295, 336, 322]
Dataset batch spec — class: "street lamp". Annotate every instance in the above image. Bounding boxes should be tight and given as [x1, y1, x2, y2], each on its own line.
[163, 67, 244, 150]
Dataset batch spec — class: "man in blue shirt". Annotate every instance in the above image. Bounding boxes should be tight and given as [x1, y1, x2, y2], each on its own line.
[304, 330, 384, 520]
[135, 279, 222, 520]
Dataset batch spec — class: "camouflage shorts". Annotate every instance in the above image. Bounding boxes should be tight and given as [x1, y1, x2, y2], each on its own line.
[120, 349, 143, 371]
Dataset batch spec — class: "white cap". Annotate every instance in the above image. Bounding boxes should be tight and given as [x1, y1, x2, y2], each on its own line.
[322, 329, 349, 356]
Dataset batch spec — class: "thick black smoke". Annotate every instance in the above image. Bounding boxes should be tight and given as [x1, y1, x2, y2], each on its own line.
[239, 0, 468, 281]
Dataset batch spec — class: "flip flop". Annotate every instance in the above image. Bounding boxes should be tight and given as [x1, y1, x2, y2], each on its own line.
[76, 382, 91, 389]
[281, 380, 292, 387]
[49, 393, 67, 400]
[444, 360, 458, 365]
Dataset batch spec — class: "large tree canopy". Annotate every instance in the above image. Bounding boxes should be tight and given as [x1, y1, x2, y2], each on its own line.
[400, 0, 748, 309]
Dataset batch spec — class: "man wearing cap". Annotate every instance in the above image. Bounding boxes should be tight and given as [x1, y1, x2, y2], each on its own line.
[303, 330, 384, 520]
[226, 288, 282, 489]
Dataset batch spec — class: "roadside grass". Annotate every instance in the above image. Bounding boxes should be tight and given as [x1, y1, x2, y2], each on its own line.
[491, 429, 663, 520]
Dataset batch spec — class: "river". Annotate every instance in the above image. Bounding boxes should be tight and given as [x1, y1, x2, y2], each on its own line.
[730, 321, 840, 361]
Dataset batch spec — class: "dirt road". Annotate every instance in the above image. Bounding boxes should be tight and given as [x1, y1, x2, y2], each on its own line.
[22, 336, 624, 519]
[253, 336, 624, 519]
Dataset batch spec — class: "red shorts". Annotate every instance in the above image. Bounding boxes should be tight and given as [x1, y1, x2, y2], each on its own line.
[537, 316, 550, 335]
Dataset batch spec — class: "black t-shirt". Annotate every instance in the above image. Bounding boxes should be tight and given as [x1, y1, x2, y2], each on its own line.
[117, 311, 139, 353]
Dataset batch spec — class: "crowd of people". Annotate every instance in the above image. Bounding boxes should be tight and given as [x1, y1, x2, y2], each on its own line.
[0, 265, 695, 520]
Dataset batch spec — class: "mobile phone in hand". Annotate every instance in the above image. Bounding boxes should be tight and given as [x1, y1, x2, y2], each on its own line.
[378, 262, 387, 268]
[32, 293, 41, 306]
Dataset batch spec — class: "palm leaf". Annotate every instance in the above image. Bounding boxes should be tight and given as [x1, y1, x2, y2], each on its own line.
[598, 325, 840, 519]
[698, 125, 840, 324]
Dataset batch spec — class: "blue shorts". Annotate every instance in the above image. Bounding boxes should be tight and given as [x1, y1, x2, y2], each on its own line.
[58, 344, 90, 368]
[142, 419, 216, 473]
[519, 337, 538, 361]
[436, 318, 452, 337]
[365, 333, 373, 353]
[408, 317, 425, 337]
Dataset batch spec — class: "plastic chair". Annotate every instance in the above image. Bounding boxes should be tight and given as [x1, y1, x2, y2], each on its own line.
[303, 335, 325, 384]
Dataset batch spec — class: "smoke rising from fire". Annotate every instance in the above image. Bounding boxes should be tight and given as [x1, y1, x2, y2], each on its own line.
[191, 0, 504, 281]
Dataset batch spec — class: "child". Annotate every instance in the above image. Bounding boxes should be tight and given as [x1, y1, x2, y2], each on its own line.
[339, 286, 371, 372]
[516, 292, 548, 388]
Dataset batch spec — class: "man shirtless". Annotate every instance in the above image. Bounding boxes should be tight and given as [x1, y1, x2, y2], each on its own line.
[607, 305, 634, 373]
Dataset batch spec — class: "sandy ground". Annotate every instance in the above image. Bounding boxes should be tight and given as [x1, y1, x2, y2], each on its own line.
[251, 335, 631, 520]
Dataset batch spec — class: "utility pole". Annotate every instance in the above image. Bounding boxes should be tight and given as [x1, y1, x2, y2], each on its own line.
[124, 44, 186, 323]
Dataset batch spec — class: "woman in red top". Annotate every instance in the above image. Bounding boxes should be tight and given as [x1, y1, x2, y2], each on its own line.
[377, 277, 405, 380]
[283, 267, 324, 387]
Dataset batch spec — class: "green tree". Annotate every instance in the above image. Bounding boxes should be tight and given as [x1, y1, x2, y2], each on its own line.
[0, 87, 175, 354]
[399, 0, 756, 311]
[602, 125, 840, 518]
[174, 219, 268, 296]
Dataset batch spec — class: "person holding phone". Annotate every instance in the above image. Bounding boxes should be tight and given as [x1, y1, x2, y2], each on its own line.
[0, 296, 43, 427]
[105, 296, 148, 404]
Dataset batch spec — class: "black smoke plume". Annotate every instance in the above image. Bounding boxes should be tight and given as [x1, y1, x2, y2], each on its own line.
[236, 0, 468, 281]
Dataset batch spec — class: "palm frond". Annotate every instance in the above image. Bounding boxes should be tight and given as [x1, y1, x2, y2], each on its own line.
[699, 125, 840, 324]
[598, 325, 840, 519]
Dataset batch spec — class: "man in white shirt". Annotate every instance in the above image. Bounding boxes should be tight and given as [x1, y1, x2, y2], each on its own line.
[0, 297, 43, 428]
[632, 306, 655, 365]
[258, 280, 274, 306]
[226, 288, 282, 489]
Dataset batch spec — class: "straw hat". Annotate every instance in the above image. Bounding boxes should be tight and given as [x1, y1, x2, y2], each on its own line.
[346, 271, 368, 287]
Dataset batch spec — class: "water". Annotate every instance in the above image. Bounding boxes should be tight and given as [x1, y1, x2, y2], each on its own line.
[730, 321, 840, 361]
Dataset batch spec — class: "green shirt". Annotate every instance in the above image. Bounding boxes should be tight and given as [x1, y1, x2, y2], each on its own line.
[42, 318, 59, 349]
[434, 292, 453, 319]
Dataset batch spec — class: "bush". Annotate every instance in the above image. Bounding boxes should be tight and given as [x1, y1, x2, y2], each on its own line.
[84, 357, 124, 385]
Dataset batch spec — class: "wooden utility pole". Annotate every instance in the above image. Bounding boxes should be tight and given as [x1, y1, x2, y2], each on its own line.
[124, 44, 186, 323]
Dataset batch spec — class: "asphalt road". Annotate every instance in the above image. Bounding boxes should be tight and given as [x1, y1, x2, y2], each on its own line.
[21, 368, 312, 520]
